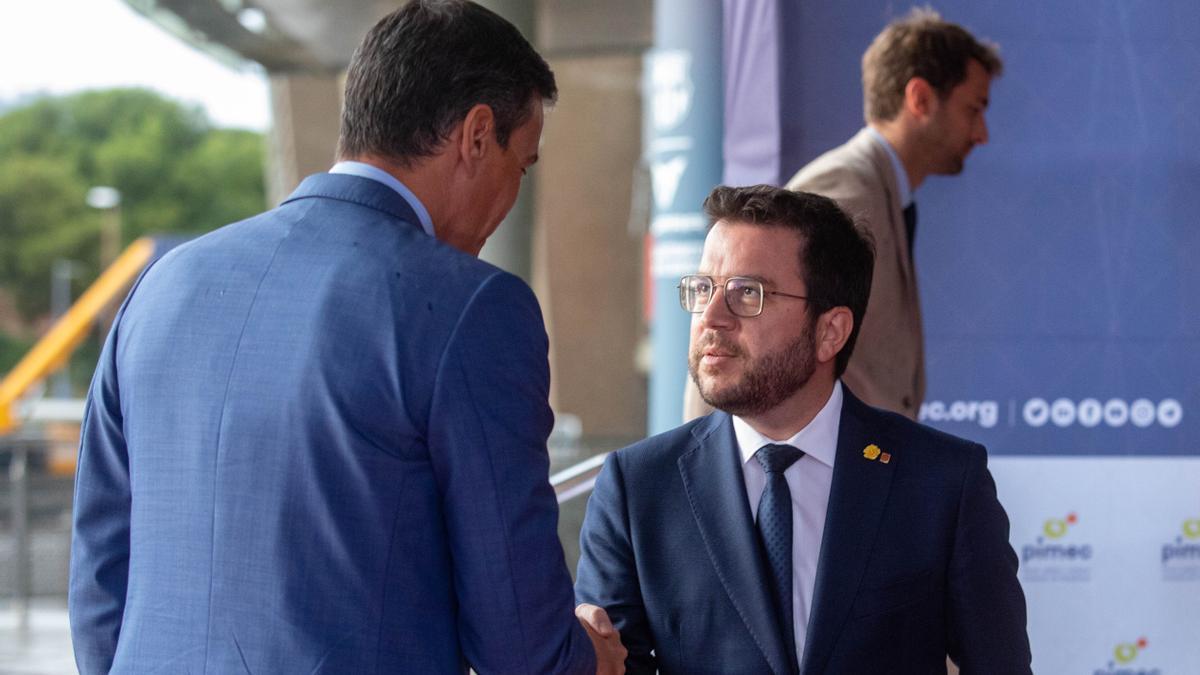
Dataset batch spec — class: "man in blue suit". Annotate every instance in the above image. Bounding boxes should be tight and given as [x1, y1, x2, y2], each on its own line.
[69, 2, 623, 673]
[576, 185, 1030, 673]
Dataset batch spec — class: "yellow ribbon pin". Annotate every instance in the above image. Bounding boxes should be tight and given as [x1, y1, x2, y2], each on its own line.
[863, 444, 881, 460]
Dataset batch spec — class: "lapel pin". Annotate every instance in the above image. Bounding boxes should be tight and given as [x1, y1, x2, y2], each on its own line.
[880, 452, 892, 464]
[863, 444, 881, 461]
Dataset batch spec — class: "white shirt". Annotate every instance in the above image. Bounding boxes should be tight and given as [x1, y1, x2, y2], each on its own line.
[329, 160, 436, 237]
[732, 381, 843, 664]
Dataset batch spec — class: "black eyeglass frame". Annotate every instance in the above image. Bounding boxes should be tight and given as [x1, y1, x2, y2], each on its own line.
[677, 274, 808, 318]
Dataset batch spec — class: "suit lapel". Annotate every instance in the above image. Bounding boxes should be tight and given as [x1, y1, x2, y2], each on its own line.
[678, 413, 792, 675]
[800, 392, 896, 675]
[852, 129, 916, 287]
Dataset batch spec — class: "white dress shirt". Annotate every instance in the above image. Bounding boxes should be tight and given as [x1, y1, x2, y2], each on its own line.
[329, 160, 436, 237]
[732, 380, 843, 664]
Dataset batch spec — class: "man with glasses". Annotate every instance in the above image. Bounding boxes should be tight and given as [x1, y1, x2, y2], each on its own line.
[576, 185, 1029, 674]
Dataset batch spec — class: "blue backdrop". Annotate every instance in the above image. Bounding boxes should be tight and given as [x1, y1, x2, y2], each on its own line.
[722, 1, 1200, 670]
[769, 0, 1199, 457]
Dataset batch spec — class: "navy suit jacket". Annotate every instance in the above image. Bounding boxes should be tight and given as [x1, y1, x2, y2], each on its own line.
[69, 174, 595, 674]
[576, 389, 1030, 674]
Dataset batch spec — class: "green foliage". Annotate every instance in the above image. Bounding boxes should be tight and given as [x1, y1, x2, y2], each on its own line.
[0, 88, 266, 321]
[0, 156, 98, 318]
[0, 332, 34, 375]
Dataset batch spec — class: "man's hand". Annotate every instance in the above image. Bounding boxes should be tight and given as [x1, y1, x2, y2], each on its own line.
[576, 603, 627, 675]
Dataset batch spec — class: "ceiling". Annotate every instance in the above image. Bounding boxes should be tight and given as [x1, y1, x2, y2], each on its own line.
[124, 0, 400, 73]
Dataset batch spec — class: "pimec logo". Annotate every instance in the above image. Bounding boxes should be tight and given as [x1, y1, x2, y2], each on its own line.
[1043, 512, 1078, 538]
[1021, 512, 1092, 582]
[1162, 517, 1200, 582]
[1093, 637, 1160, 675]
[1114, 637, 1148, 665]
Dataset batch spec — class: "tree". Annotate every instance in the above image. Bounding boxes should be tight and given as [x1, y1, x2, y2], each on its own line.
[0, 88, 266, 322]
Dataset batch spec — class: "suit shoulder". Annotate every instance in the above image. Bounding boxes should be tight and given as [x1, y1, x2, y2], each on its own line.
[857, 400, 987, 469]
[610, 416, 710, 471]
[787, 138, 877, 193]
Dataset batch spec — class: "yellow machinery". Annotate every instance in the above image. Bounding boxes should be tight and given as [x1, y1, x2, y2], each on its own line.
[0, 238, 158, 434]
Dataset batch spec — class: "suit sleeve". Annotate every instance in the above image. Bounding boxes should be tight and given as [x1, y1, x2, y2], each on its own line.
[69, 309, 133, 674]
[575, 454, 657, 674]
[427, 271, 595, 675]
[946, 445, 1033, 674]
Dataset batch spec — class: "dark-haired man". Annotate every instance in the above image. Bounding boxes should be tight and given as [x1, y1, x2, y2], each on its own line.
[685, 9, 1002, 422]
[789, 8, 1001, 419]
[70, 2, 621, 673]
[577, 185, 1029, 673]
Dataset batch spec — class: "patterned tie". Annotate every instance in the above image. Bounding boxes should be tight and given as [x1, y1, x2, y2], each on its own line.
[903, 201, 918, 258]
[755, 443, 804, 674]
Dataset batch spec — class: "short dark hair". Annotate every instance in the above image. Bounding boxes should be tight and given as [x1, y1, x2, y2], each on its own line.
[862, 7, 1002, 123]
[703, 185, 875, 377]
[337, 0, 557, 164]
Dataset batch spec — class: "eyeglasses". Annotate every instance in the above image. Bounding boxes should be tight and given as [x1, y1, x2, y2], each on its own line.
[678, 274, 808, 318]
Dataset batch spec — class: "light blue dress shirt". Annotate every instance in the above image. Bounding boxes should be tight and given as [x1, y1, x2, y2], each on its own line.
[865, 127, 912, 208]
[330, 161, 435, 237]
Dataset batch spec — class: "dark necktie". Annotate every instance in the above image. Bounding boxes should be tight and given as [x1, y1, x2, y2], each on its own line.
[755, 443, 805, 674]
[903, 201, 918, 258]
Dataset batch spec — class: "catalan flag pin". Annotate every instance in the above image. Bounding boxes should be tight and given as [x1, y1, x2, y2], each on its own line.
[863, 444, 881, 461]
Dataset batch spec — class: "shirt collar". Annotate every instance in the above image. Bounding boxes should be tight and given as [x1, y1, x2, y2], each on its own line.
[329, 160, 435, 237]
[732, 380, 843, 469]
[865, 126, 913, 208]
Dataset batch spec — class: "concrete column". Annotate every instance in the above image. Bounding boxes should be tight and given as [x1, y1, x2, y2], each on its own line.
[533, 53, 648, 440]
[477, 0, 538, 281]
[265, 72, 343, 206]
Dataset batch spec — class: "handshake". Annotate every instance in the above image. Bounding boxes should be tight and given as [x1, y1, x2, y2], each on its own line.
[576, 603, 627, 674]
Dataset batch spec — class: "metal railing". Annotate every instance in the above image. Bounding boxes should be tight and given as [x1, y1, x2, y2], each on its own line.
[551, 452, 609, 504]
[0, 434, 621, 632]
[2, 435, 44, 631]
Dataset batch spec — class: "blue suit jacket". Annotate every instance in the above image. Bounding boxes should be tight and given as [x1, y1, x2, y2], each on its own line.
[69, 174, 595, 674]
[576, 389, 1030, 674]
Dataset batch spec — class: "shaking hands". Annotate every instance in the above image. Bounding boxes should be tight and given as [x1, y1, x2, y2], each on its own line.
[575, 603, 627, 675]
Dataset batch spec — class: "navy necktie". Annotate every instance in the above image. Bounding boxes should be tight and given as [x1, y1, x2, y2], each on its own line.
[755, 443, 805, 674]
[903, 201, 918, 258]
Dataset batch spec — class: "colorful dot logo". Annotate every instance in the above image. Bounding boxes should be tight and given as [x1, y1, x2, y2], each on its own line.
[1043, 512, 1078, 539]
[1113, 637, 1147, 664]
[1184, 518, 1200, 540]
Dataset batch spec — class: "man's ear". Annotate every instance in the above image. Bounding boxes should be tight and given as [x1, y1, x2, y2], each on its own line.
[903, 77, 937, 120]
[814, 306, 854, 365]
[457, 103, 496, 172]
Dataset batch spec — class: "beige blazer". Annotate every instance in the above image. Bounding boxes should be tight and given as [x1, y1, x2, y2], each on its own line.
[684, 127, 924, 420]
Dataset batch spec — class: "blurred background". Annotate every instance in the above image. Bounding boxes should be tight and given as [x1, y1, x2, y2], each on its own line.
[3, 2, 653, 672]
[1, 1, 1197, 673]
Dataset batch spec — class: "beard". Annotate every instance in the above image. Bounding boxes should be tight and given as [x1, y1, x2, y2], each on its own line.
[689, 325, 817, 417]
[937, 147, 967, 175]
[940, 153, 966, 175]
[923, 116, 970, 175]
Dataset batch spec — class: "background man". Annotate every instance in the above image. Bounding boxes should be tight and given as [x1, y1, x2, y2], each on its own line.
[578, 185, 1030, 673]
[69, 2, 621, 673]
[685, 9, 1001, 421]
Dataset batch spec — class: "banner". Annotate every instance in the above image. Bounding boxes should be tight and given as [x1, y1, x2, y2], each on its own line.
[646, 0, 724, 434]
